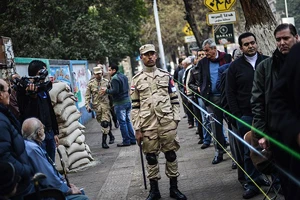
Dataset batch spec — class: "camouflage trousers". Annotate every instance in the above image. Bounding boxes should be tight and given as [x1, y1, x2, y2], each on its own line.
[94, 104, 111, 135]
[142, 121, 180, 180]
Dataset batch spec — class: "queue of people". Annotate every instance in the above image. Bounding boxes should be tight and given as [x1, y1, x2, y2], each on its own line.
[172, 23, 299, 200]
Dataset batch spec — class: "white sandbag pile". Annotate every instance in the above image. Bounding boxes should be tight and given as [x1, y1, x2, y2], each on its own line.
[50, 82, 94, 172]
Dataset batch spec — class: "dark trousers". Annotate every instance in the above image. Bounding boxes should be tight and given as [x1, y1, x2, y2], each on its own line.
[272, 135, 300, 200]
[111, 106, 118, 125]
[179, 92, 188, 115]
[236, 116, 262, 191]
[192, 97, 203, 139]
[227, 123, 238, 163]
[183, 94, 194, 126]
[207, 95, 225, 153]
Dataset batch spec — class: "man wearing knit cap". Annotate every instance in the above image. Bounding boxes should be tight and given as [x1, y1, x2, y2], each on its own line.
[131, 44, 187, 200]
[85, 66, 115, 149]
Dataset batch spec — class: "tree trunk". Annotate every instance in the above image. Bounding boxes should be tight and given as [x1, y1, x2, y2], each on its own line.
[239, 0, 277, 56]
[182, 0, 211, 49]
[0, 37, 15, 79]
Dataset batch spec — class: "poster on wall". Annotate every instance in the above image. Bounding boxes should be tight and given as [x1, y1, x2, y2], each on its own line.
[71, 64, 87, 108]
[49, 65, 72, 90]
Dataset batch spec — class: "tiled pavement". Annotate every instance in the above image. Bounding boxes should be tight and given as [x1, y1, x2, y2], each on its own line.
[68, 114, 284, 200]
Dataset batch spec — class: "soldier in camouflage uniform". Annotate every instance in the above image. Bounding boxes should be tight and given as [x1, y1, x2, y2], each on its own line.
[85, 66, 115, 149]
[131, 44, 187, 200]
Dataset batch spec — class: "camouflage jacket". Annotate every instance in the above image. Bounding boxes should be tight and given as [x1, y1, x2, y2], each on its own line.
[130, 66, 180, 131]
[85, 78, 110, 110]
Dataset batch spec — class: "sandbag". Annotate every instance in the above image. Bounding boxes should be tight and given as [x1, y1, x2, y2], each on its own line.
[59, 121, 80, 138]
[66, 143, 86, 156]
[55, 145, 69, 171]
[78, 123, 86, 130]
[68, 151, 90, 167]
[50, 82, 71, 105]
[57, 105, 78, 123]
[59, 129, 82, 147]
[64, 112, 81, 127]
[85, 144, 94, 160]
[75, 134, 85, 144]
[59, 121, 79, 135]
[58, 112, 81, 129]
[69, 158, 90, 170]
[54, 97, 75, 116]
[57, 90, 74, 103]
[85, 144, 92, 154]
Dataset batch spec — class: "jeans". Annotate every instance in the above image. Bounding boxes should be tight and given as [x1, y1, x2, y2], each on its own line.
[66, 194, 89, 200]
[197, 98, 212, 144]
[114, 102, 136, 144]
[42, 130, 56, 162]
[236, 115, 262, 191]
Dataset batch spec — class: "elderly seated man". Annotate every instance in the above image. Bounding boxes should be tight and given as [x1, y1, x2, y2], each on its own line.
[22, 117, 89, 200]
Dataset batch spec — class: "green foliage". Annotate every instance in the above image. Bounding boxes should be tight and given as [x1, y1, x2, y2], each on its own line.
[0, 0, 147, 62]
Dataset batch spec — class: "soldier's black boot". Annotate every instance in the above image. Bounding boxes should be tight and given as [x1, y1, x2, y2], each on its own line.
[102, 134, 109, 149]
[108, 131, 115, 144]
[169, 177, 187, 200]
[146, 179, 161, 200]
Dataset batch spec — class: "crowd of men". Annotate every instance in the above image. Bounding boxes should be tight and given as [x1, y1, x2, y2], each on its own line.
[174, 23, 300, 200]
[1, 22, 300, 200]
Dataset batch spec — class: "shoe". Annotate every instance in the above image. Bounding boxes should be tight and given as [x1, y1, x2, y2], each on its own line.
[258, 177, 270, 186]
[212, 155, 223, 164]
[226, 141, 230, 147]
[273, 184, 283, 195]
[183, 115, 187, 118]
[243, 183, 248, 191]
[169, 177, 187, 200]
[242, 189, 259, 199]
[117, 143, 130, 147]
[232, 162, 237, 169]
[201, 143, 210, 149]
[102, 134, 109, 149]
[130, 142, 136, 145]
[188, 124, 194, 129]
[147, 179, 161, 200]
[198, 139, 204, 144]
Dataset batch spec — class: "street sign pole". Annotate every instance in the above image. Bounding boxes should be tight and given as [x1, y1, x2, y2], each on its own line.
[153, 0, 166, 70]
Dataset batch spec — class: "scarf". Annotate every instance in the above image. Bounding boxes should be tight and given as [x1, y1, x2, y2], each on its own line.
[272, 48, 287, 72]
[210, 51, 229, 66]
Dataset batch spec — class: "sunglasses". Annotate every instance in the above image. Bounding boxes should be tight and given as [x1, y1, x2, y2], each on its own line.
[198, 54, 205, 56]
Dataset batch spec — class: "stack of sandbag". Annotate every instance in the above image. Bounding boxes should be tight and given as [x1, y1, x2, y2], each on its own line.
[49, 81, 94, 172]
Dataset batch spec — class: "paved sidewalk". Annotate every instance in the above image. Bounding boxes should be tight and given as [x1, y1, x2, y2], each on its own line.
[68, 115, 283, 200]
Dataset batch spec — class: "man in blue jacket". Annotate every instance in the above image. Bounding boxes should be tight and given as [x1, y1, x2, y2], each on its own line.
[100, 64, 136, 147]
[22, 117, 89, 200]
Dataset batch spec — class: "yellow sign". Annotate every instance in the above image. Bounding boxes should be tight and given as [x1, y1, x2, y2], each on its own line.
[204, 0, 236, 12]
[182, 23, 194, 36]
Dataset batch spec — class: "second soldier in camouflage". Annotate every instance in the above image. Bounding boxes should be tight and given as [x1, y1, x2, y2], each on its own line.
[85, 65, 115, 149]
